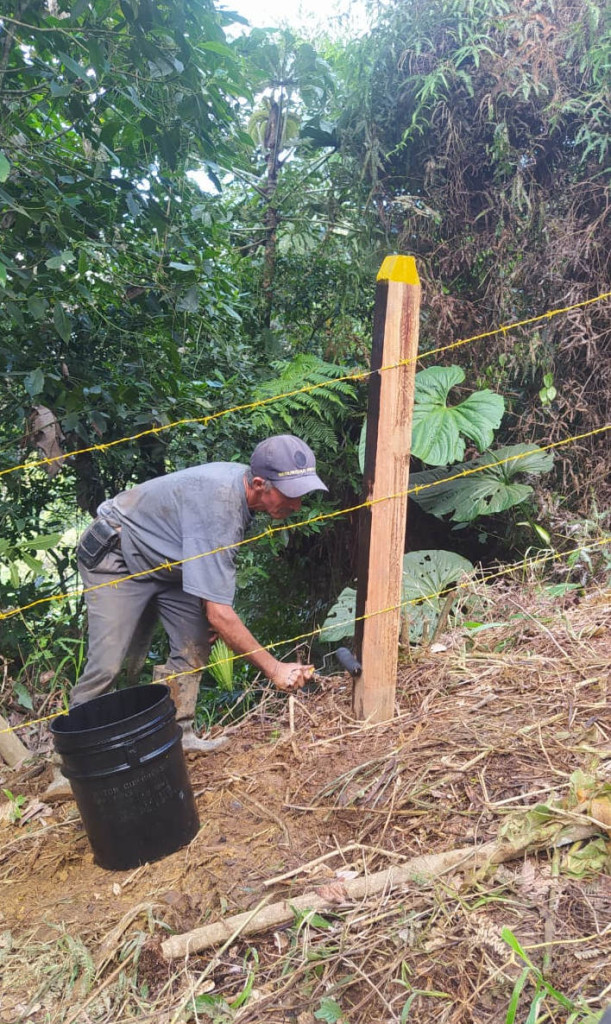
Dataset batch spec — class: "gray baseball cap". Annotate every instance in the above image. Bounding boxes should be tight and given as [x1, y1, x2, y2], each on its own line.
[250, 435, 329, 498]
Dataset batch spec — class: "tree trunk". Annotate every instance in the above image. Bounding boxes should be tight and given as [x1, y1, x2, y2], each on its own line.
[262, 98, 282, 328]
[74, 451, 106, 516]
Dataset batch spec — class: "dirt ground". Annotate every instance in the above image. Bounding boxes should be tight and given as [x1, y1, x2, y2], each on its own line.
[1, 582, 610, 1024]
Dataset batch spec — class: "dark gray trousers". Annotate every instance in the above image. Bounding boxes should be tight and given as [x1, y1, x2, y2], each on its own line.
[71, 542, 209, 707]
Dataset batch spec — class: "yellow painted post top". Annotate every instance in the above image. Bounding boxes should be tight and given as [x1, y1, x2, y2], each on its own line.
[377, 255, 420, 285]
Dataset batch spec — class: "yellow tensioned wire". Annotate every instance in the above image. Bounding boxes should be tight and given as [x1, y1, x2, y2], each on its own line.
[1, 291, 609, 480]
[2, 536, 608, 736]
[0, 423, 608, 622]
[144, 537, 611, 681]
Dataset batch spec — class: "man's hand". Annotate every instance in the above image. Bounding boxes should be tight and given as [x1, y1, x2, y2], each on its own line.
[271, 661, 315, 692]
[205, 602, 315, 690]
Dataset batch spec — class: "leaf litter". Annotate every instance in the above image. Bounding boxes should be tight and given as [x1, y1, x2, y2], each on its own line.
[0, 580, 609, 1023]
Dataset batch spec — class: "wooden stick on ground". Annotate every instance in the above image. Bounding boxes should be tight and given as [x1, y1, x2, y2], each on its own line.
[263, 842, 376, 887]
[161, 823, 599, 960]
[0, 715, 30, 767]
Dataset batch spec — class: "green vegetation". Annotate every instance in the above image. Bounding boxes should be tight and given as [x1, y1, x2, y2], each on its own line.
[0, 0, 609, 708]
[1, 788, 27, 823]
[502, 927, 605, 1023]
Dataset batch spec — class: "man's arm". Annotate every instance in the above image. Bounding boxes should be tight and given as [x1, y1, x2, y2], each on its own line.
[204, 601, 313, 691]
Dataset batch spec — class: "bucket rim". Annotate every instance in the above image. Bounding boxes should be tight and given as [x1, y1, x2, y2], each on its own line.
[50, 683, 172, 736]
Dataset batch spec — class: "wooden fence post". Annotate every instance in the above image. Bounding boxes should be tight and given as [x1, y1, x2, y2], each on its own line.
[353, 255, 421, 722]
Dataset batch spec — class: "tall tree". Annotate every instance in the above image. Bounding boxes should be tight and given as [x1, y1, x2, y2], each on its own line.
[0, 0, 254, 505]
[237, 29, 336, 326]
[0, 0, 261, 648]
[0, 4, 362, 660]
[336, 0, 611, 502]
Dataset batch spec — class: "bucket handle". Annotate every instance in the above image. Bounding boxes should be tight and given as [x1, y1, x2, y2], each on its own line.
[124, 743, 141, 768]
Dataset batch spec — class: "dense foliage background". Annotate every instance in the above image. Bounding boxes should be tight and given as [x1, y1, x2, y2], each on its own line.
[1, 0, 609, 704]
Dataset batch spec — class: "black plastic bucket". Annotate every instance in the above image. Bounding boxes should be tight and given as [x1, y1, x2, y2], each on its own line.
[50, 684, 200, 870]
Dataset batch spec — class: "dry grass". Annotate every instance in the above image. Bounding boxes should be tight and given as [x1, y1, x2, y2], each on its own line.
[0, 580, 609, 1023]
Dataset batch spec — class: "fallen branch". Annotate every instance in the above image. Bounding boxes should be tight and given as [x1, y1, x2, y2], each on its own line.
[161, 822, 598, 959]
[263, 841, 405, 888]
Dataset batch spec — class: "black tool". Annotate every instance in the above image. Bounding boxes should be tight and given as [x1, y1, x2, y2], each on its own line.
[334, 647, 362, 677]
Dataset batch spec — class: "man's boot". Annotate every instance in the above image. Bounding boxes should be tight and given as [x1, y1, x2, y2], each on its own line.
[41, 752, 74, 803]
[152, 667, 228, 754]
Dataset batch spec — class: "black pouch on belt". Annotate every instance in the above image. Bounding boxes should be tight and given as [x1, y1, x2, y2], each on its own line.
[77, 518, 120, 569]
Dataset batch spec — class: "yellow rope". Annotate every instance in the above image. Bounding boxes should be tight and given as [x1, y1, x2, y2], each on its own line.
[2, 291, 608, 479]
[0, 709, 69, 733]
[0, 423, 607, 622]
[160, 537, 611, 679]
[2, 537, 608, 736]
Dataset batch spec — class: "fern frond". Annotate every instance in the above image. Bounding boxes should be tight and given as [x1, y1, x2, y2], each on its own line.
[251, 354, 358, 444]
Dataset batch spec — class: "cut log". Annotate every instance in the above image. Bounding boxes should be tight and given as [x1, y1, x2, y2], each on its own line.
[0, 715, 30, 767]
[161, 823, 598, 959]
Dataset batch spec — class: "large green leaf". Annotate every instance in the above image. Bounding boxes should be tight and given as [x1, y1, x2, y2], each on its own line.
[314, 998, 344, 1023]
[0, 151, 10, 183]
[53, 302, 71, 343]
[320, 586, 356, 642]
[20, 533, 63, 551]
[24, 368, 44, 398]
[320, 550, 475, 646]
[401, 549, 474, 641]
[402, 549, 474, 603]
[410, 445, 555, 522]
[411, 366, 504, 466]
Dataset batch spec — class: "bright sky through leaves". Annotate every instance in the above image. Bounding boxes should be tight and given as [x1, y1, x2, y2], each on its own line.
[221, 0, 371, 35]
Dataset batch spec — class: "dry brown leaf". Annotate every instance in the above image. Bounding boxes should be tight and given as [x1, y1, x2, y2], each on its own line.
[517, 858, 553, 899]
[590, 797, 611, 830]
[27, 405, 65, 477]
[17, 799, 52, 827]
[316, 881, 348, 904]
